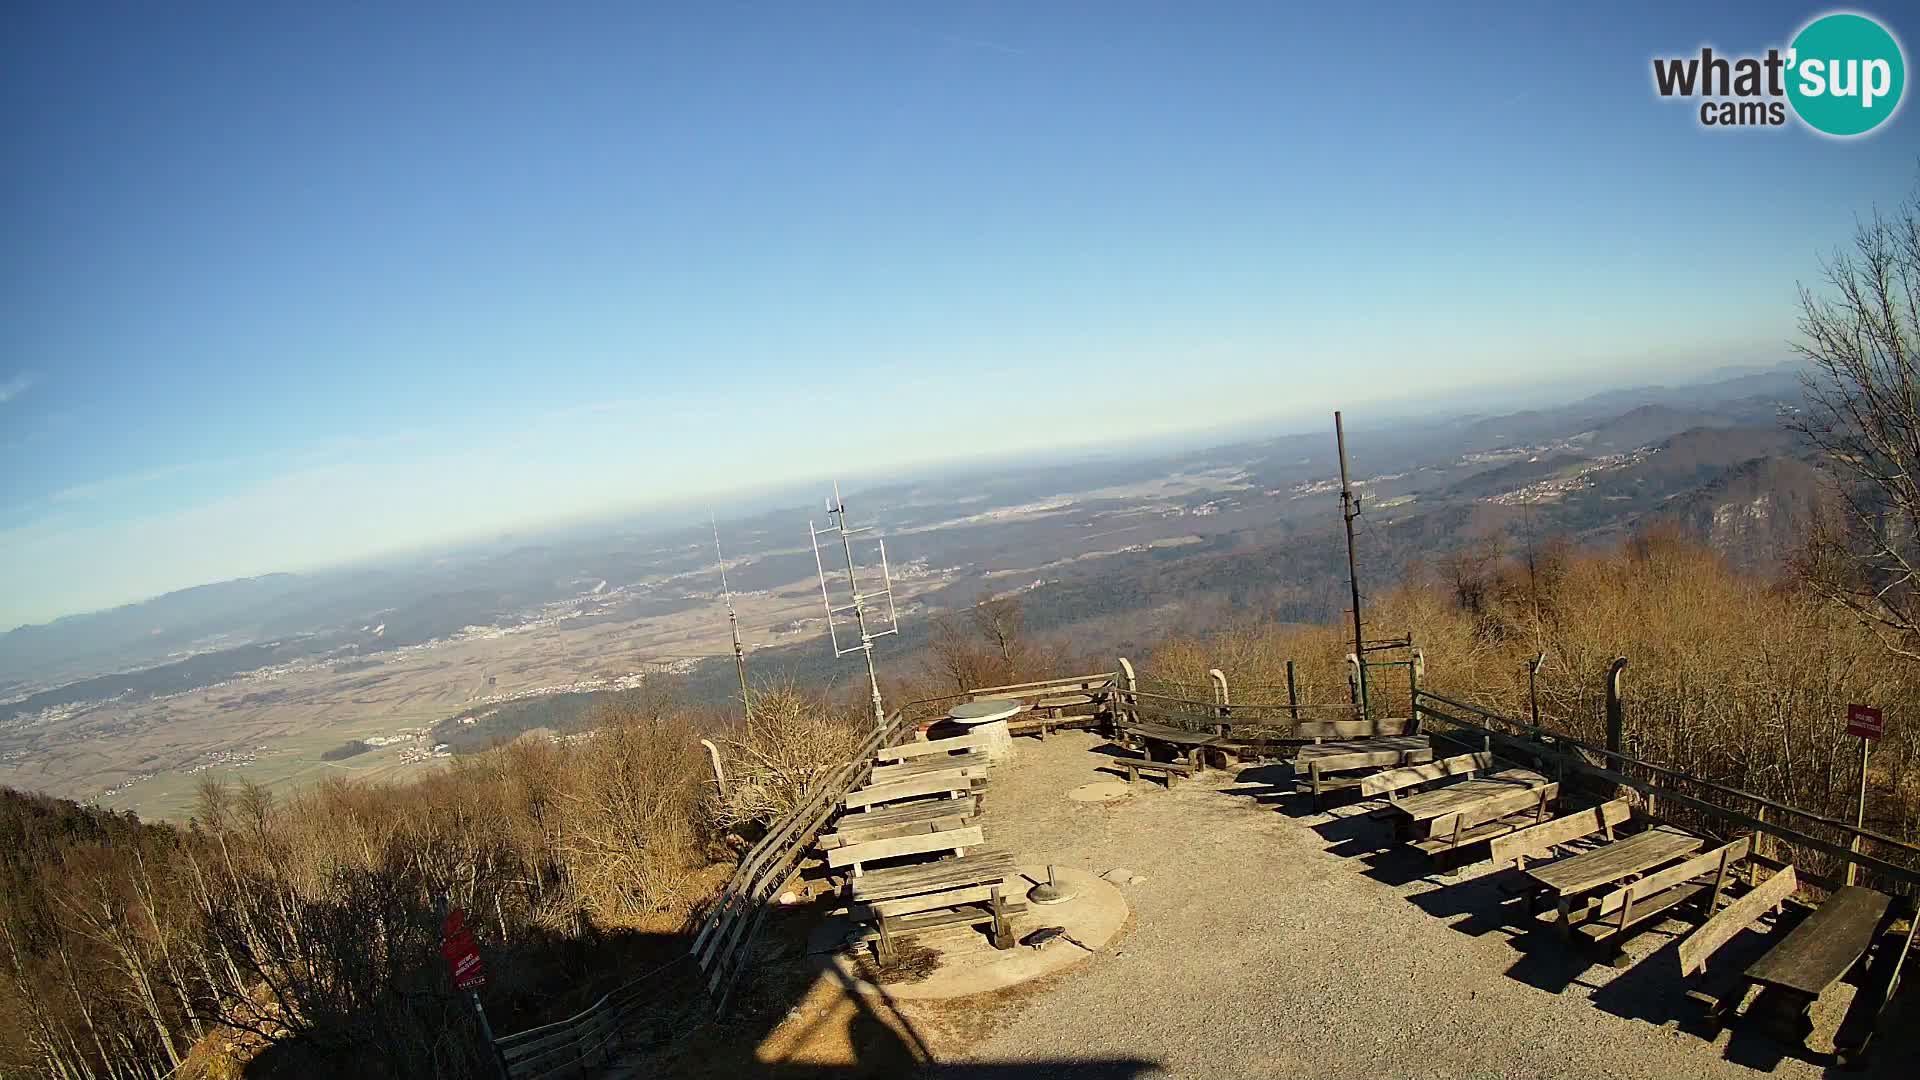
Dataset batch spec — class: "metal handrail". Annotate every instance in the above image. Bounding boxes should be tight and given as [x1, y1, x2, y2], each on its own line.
[1415, 688, 1920, 856]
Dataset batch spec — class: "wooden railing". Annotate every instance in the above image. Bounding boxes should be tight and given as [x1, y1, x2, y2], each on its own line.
[689, 692, 966, 1011]
[1413, 688, 1920, 895]
[493, 955, 690, 1079]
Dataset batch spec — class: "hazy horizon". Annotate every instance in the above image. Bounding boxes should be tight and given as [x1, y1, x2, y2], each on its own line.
[5, 2, 1912, 629]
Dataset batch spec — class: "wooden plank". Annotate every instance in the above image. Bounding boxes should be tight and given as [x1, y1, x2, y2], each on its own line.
[1427, 782, 1558, 838]
[851, 899, 1030, 940]
[1295, 735, 1431, 765]
[1302, 747, 1436, 774]
[1489, 798, 1632, 867]
[970, 674, 1114, 700]
[1575, 881, 1709, 942]
[1120, 720, 1223, 747]
[843, 773, 985, 810]
[1359, 752, 1490, 797]
[1680, 863, 1798, 977]
[869, 753, 988, 785]
[1409, 809, 1545, 855]
[1525, 826, 1702, 897]
[1747, 885, 1892, 998]
[1391, 769, 1549, 824]
[851, 881, 1016, 920]
[1591, 837, 1750, 918]
[851, 850, 1016, 902]
[821, 811, 974, 850]
[1289, 718, 1410, 739]
[831, 795, 979, 834]
[826, 825, 983, 869]
[875, 732, 991, 762]
[1834, 902, 1918, 1065]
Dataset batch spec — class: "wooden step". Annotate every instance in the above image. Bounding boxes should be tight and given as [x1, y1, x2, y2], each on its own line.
[851, 850, 1017, 903]
[827, 825, 984, 870]
[844, 773, 987, 810]
[820, 800, 977, 850]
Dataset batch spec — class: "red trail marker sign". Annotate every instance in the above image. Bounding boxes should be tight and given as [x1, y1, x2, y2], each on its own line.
[1847, 704, 1885, 741]
[439, 908, 487, 991]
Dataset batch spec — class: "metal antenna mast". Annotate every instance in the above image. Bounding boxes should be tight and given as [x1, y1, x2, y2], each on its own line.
[1335, 411, 1370, 721]
[713, 516, 752, 732]
[810, 482, 899, 730]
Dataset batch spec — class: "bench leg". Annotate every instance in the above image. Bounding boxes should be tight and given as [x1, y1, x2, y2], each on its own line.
[875, 916, 897, 965]
[989, 887, 1014, 951]
[1125, 764, 1139, 784]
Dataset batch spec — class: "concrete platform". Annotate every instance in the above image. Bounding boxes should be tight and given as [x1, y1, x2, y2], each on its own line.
[1066, 780, 1133, 803]
[812, 864, 1128, 1001]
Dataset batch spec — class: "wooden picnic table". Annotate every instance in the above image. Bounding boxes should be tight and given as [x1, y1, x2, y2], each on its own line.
[1523, 826, 1703, 899]
[1743, 886, 1892, 1043]
[1295, 735, 1432, 770]
[1387, 768, 1548, 838]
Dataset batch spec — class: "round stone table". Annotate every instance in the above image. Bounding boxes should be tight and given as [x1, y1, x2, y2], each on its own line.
[946, 699, 1023, 762]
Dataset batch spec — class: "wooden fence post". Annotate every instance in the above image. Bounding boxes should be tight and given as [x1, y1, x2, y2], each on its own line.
[1409, 648, 1424, 731]
[1346, 653, 1361, 709]
[700, 739, 729, 798]
[1286, 660, 1299, 722]
[1605, 657, 1628, 759]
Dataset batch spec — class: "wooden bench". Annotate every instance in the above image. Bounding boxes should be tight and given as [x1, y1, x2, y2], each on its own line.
[1120, 758, 1197, 787]
[1008, 712, 1099, 740]
[1522, 825, 1702, 940]
[1680, 862, 1799, 1034]
[1410, 782, 1559, 867]
[819, 797, 978, 851]
[857, 893, 1030, 963]
[826, 824, 984, 876]
[1359, 751, 1491, 802]
[1571, 837, 1750, 960]
[843, 771, 987, 811]
[875, 732, 991, 763]
[869, 751, 989, 786]
[1487, 797, 1632, 871]
[1388, 768, 1551, 841]
[1290, 717, 1412, 740]
[1739, 885, 1893, 1046]
[1833, 899, 1918, 1068]
[1291, 738, 1438, 808]
[848, 849, 1022, 958]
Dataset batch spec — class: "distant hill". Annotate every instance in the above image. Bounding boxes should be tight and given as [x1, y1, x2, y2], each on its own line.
[1656, 456, 1830, 573]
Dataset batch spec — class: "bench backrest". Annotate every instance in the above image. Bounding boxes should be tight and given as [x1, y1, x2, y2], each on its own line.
[876, 732, 991, 762]
[1358, 751, 1490, 797]
[1593, 836, 1749, 920]
[1678, 861, 1797, 977]
[1487, 797, 1632, 867]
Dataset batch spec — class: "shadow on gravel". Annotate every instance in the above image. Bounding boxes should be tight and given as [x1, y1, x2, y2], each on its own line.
[1585, 931, 1702, 1027]
[1223, 763, 1294, 807]
[1500, 927, 1601, 994]
[1404, 868, 1540, 936]
[1355, 842, 1440, 886]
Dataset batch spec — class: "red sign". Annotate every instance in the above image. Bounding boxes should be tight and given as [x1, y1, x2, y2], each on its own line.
[1847, 703, 1885, 741]
[439, 909, 487, 991]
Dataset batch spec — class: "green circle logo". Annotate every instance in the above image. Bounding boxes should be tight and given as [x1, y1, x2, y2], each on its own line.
[1787, 12, 1905, 136]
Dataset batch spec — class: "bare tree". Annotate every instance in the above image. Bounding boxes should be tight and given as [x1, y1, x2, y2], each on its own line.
[1791, 183, 1920, 661]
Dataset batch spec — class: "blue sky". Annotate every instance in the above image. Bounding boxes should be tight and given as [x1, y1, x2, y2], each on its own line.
[1, 2, 1915, 629]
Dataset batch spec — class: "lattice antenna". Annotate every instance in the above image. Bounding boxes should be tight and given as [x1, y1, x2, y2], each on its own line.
[712, 515, 752, 733]
[809, 481, 898, 729]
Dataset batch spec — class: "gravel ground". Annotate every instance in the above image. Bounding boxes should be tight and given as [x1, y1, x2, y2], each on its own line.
[900, 731, 1915, 1080]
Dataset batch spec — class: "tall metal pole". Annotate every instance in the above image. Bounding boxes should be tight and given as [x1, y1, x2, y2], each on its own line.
[1335, 411, 1369, 721]
[713, 517, 752, 732]
[832, 485, 887, 730]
